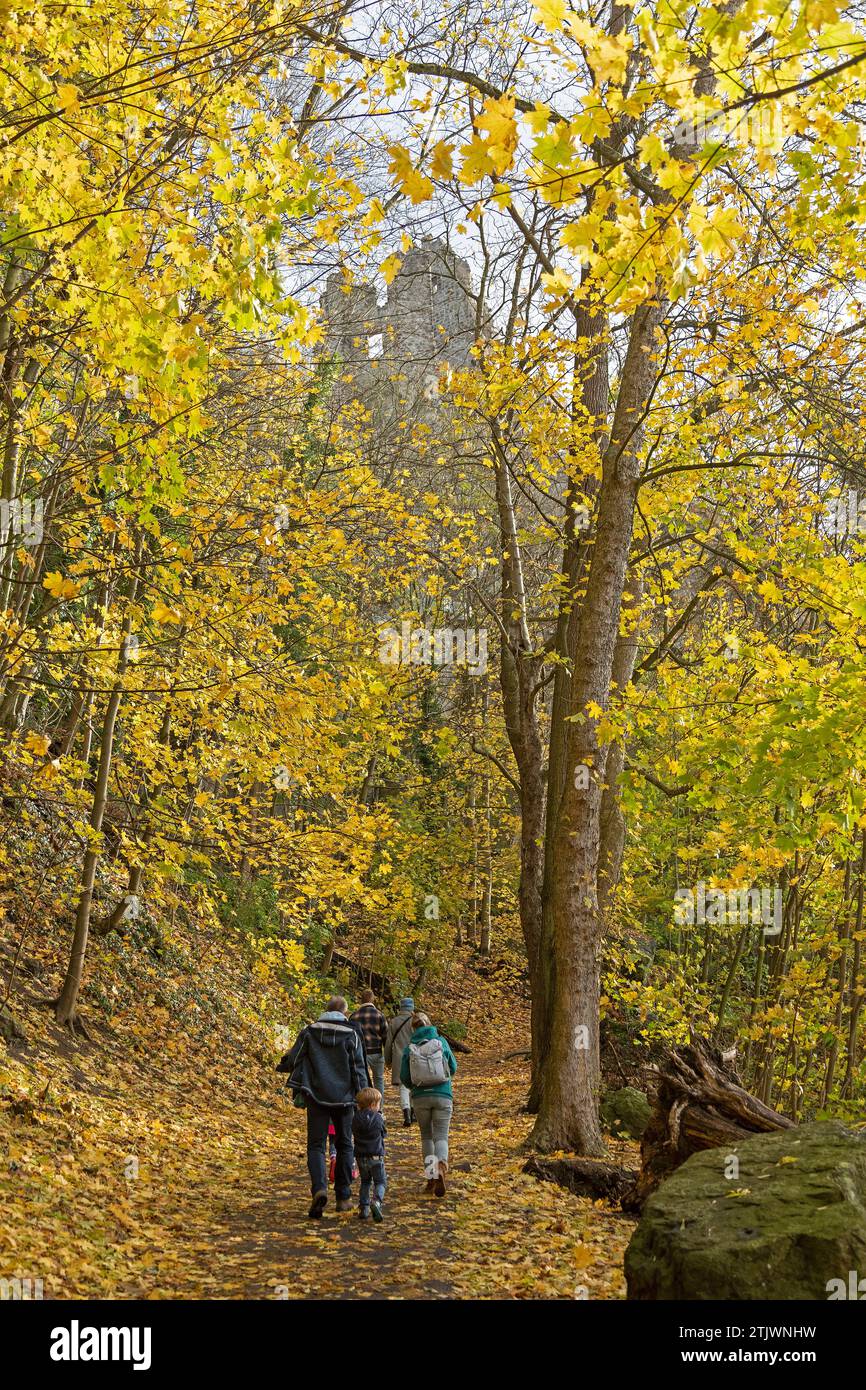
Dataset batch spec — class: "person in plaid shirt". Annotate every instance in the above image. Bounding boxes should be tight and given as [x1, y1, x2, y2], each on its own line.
[350, 989, 388, 1110]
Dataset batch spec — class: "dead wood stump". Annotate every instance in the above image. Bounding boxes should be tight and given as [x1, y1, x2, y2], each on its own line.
[621, 1036, 794, 1213]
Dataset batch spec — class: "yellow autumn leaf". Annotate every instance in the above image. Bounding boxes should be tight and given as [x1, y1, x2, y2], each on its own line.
[756, 578, 783, 604]
[560, 214, 601, 254]
[387, 145, 434, 204]
[152, 599, 182, 624]
[380, 254, 402, 284]
[56, 83, 81, 114]
[533, 0, 567, 30]
[689, 202, 747, 257]
[540, 267, 575, 298]
[476, 95, 519, 175]
[430, 141, 455, 179]
[43, 572, 81, 600]
[23, 732, 51, 756]
[526, 101, 552, 135]
[459, 135, 497, 184]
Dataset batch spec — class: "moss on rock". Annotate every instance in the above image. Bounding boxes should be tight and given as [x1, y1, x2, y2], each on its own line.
[625, 1121, 866, 1300]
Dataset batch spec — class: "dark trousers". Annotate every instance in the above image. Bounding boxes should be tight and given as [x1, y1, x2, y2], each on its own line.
[306, 1100, 353, 1200]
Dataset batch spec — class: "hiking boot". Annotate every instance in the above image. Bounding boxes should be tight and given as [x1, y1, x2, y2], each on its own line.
[424, 1178, 436, 1194]
[358, 1206, 371, 1220]
[335, 1197, 352, 1212]
[370, 1201, 383, 1222]
[434, 1161, 448, 1198]
[402, 1107, 412, 1127]
[308, 1190, 327, 1219]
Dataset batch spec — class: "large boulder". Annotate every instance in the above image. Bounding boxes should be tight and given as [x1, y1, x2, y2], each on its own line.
[601, 1086, 652, 1140]
[625, 1121, 866, 1300]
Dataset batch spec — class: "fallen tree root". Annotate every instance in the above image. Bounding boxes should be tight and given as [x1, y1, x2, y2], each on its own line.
[621, 1035, 794, 1213]
[523, 1155, 637, 1203]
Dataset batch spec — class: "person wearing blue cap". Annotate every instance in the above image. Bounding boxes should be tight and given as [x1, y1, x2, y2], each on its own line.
[384, 996, 416, 1125]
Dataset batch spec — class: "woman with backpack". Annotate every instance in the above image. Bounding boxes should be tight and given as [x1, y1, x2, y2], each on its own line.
[400, 1012, 457, 1197]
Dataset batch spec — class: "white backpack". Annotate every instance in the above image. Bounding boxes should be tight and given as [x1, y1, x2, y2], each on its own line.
[408, 1036, 451, 1087]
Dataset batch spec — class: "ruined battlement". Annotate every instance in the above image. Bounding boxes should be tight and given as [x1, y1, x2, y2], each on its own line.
[320, 237, 476, 405]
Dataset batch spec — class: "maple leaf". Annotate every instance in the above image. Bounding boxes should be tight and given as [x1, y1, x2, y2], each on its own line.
[42, 572, 81, 601]
[533, 0, 567, 30]
[387, 145, 434, 204]
[458, 135, 497, 184]
[475, 95, 519, 175]
[152, 600, 182, 624]
[380, 254, 402, 284]
[541, 267, 575, 298]
[430, 141, 455, 179]
[23, 732, 51, 756]
[55, 83, 81, 114]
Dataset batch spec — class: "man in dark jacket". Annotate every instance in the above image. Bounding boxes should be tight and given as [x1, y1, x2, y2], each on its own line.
[278, 995, 368, 1218]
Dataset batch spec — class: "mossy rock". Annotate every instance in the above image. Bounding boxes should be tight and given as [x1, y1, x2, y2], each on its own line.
[601, 1086, 652, 1140]
[625, 1121, 866, 1300]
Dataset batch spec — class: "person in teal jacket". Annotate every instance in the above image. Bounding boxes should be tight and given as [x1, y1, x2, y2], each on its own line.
[400, 1014, 457, 1196]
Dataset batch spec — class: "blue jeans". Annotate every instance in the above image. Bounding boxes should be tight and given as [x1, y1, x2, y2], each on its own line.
[367, 1052, 385, 1105]
[306, 1101, 353, 1200]
[357, 1154, 386, 1209]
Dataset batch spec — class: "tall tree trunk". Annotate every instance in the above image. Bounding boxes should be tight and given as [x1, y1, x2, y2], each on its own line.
[479, 687, 493, 955]
[529, 300, 609, 1112]
[841, 829, 866, 1097]
[597, 572, 643, 914]
[491, 422, 546, 1076]
[467, 776, 478, 947]
[55, 555, 141, 1025]
[531, 299, 663, 1153]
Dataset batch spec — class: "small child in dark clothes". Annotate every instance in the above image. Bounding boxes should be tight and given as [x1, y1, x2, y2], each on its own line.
[352, 1087, 387, 1221]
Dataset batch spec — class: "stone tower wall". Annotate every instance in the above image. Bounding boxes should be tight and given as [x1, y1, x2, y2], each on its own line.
[321, 237, 476, 407]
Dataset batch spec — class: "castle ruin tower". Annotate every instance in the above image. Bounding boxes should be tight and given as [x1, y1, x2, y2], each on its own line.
[383, 238, 475, 392]
[320, 272, 382, 404]
[319, 239, 476, 418]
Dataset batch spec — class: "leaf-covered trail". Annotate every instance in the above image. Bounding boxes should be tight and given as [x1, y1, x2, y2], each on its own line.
[131, 1052, 633, 1301]
[3, 988, 634, 1301]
